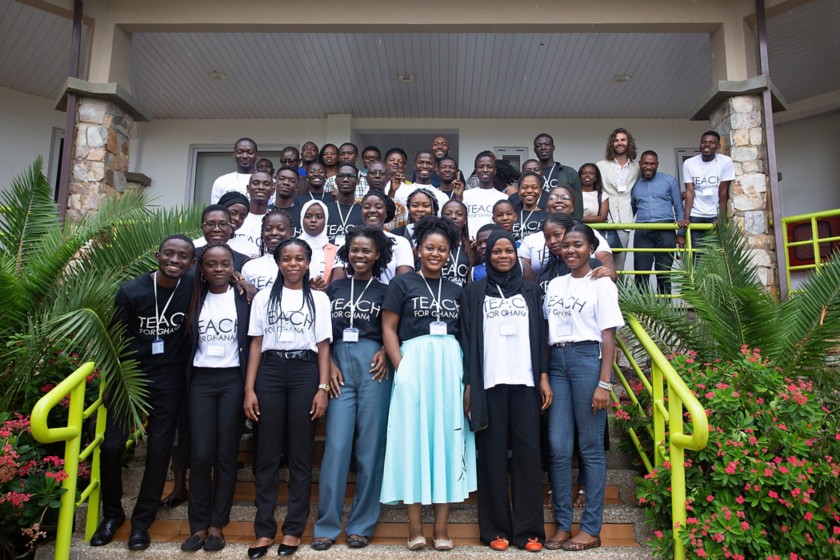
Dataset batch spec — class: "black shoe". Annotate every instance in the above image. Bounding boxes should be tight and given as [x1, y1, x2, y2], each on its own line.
[204, 534, 225, 551]
[127, 527, 151, 551]
[90, 514, 126, 546]
[278, 539, 300, 556]
[247, 541, 273, 559]
[180, 533, 206, 552]
[159, 492, 188, 509]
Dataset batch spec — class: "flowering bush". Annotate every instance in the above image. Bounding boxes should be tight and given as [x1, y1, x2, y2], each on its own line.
[614, 347, 840, 559]
[0, 413, 69, 553]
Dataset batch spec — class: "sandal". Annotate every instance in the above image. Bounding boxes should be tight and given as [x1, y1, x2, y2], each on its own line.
[346, 535, 369, 549]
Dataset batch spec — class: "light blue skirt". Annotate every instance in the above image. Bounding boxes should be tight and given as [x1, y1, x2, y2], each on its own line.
[380, 334, 477, 505]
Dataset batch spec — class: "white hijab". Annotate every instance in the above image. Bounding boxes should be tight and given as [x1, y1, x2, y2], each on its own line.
[298, 199, 331, 277]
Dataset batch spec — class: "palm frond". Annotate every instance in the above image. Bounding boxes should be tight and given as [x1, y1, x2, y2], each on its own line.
[776, 252, 840, 372]
[0, 157, 58, 271]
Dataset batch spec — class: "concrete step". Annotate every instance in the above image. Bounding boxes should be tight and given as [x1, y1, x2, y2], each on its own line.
[37, 536, 655, 559]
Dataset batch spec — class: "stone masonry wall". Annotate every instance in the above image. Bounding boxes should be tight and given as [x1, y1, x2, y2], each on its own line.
[709, 94, 777, 292]
[67, 98, 134, 221]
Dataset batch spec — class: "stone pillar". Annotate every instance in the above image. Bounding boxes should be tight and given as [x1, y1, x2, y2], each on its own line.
[690, 76, 787, 293]
[67, 99, 134, 220]
[56, 79, 150, 220]
[709, 94, 777, 291]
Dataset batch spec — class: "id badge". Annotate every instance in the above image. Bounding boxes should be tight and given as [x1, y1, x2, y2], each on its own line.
[430, 321, 447, 336]
[335, 235, 346, 247]
[207, 344, 225, 357]
[343, 327, 359, 342]
[499, 324, 516, 336]
[279, 330, 294, 342]
[151, 338, 164, 355]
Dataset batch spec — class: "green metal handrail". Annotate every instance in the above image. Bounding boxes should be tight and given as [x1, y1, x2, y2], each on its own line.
[30, 362, 140, 559]
[611, 316, 709, 560]
[30, 362, 100, 560]
[781, 208, 840, 289]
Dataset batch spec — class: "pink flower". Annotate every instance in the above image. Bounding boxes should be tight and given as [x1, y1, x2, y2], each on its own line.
[654, 530, 664, 539]
[735, 495, 745, 504]
[804, 512, 813, 521]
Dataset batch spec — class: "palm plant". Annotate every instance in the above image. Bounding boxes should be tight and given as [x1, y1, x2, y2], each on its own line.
[619, 216, 840, 378]
[0, 158, 201, 430]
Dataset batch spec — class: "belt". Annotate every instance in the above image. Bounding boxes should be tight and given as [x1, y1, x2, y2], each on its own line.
[263, 349, 318, 363]
[552, 340, 599, 348]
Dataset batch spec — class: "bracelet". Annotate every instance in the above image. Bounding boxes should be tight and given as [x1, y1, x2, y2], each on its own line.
[597, 380, 612, 391]
[318, 383, 330, 393]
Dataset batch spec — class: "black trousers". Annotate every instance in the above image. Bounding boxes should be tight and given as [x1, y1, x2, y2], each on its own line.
[100, 378, 183, 530]
[252, 354, 318, 539]
[188, 367, 244, 533]
[634, 226, 677, 295]
[476, 384, 545, 548]
[170, 400, 190, 472]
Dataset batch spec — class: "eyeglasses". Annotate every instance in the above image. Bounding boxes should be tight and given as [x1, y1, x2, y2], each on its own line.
[202, 221, 230, 229]
[336, 173, 358, 179]
[548, 194, 572, 202]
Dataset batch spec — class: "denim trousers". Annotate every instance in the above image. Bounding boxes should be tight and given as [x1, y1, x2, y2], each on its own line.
[314, 339, 392, 540]
[546, 343, 607, 536]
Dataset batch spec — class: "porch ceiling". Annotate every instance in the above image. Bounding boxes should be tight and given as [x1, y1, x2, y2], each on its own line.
[1, 0, 838, 120]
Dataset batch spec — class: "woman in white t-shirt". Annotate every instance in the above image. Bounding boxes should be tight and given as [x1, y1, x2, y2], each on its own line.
[459, 230, 552, 553]
[243, 238, 333, 558]
[241, 208, 294, 292]
[182, 243, 251, 552]
[543, 224, 624, 552]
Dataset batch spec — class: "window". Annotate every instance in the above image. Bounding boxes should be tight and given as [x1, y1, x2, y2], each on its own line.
[187, 145, 287, 205]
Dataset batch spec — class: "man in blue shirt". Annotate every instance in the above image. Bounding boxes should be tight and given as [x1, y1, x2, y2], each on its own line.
[631, 150, 685, 294]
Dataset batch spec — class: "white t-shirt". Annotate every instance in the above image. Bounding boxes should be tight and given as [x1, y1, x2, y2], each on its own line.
[393, 183, 450, 222]
[462, 187, 508, 238]
[228, 234, 259, 257]
[521, 228, 612, 277]
[249, 287, 332, 352]
[682, 154, 735, 219]
[193, 287, 240, 368]
[241, 254, 278, 292]
[237, 211, 266, 256]
[210, 172, 252, 204]
[333, 231, 414, 284]
[482, 294, 533, 389]
[543, 274, 624, 344]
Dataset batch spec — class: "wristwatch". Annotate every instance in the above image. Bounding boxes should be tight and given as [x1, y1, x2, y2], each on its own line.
[318, 383, 330, 393]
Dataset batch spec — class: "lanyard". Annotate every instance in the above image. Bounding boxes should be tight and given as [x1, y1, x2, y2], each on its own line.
[348, 277, 374, 329]
[544, 163, 558, 188]
[335, 201, 357, 230]
[446, 245, 462, 273]
[420, 274, 443, 321]
[153, 272, 181, 340]
[519, 209, 536, 231]
[309, 191, 326, 201]
[495, 284, 513, 309]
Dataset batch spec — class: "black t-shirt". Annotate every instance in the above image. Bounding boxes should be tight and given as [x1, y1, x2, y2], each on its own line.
[383, 273, 462, 341]
[326, 277, 388, 343]
[513, 208, 549, 241]
[114, 270, 194, 382]
[269, 202, 302, 238]
[441, 243, 471, 286]
[324, 200, 363, 243]
[294, 192, 335, 208]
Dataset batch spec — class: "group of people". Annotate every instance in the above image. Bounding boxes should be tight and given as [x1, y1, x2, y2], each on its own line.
[90, 128, 732, 556]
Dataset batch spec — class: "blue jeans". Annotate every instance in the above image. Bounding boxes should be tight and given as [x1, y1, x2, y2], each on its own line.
[314, 339, 392, 540]
[546, 343, 607, 536]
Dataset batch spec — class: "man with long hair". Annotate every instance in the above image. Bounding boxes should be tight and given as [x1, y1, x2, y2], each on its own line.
[597, 128, 639, 269]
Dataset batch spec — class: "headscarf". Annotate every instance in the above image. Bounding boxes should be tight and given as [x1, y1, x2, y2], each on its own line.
[484, 229, 523, 298]
[218, 191, 250, 210]
[298, 199, 331, 277]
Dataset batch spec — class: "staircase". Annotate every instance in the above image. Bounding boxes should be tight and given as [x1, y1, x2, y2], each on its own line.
[36, 412, 653, 559]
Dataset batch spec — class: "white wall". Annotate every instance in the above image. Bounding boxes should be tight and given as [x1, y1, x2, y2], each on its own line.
[775, 111, 840, 217]
[133, 118, 326, 208]
[0, 87, 66, 192]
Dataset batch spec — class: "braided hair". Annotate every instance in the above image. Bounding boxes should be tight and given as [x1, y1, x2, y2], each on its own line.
[187, 242, 236, 337]
[406, 188, 440, 222]
[260, 207, 294, 256]
[267, 238, 316, 328]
